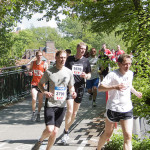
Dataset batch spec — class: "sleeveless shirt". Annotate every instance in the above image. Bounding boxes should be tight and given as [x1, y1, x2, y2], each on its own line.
[31, 61, 45, 86]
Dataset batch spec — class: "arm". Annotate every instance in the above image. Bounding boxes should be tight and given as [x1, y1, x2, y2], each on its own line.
[131, 86, 142, 98]
[28, 61, 33, 76]
[69, 86, 77, 99]
[44, 62, 48, 71]
[80, 72, 91, 79]
[38, 81, 54, 98]
[36, 62, 48, 76]
[98, 83, 126, 92]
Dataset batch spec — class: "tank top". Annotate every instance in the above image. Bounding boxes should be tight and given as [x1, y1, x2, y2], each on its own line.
[31, 61, 45, 86]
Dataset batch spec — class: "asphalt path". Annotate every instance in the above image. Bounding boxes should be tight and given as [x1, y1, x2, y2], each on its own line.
[0, 91, 106, 150]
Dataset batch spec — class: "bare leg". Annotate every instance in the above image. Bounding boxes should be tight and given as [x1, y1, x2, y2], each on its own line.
[88, 89, 92, 95]
[97, 118, 115, 150]
[92, 86, 97, 100]
[70, 102, 81, 126]
[31, 88, 38, 112]
[65, 99, 74, 132]
[120, 118, 133, 150]
[46, 126, 59, 150]
[37, 92, 44, 113]
[64, 101, 81, 131]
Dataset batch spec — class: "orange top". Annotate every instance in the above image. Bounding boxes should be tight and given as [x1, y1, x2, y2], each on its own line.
[31, 61, 45, 86]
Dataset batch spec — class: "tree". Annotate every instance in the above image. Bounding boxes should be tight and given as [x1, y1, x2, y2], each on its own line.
[12, 30, 34, 58]
[58, 17, 127, 51]
[1, 0, 150, 122]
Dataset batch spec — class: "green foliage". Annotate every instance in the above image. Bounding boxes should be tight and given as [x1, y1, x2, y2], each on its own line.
[67, 39, 83, 55]
[58, 17, 127, 51]
[132, 76, 150, 123]
[12, 30, 34, 57]
[105, 133, 150, 150]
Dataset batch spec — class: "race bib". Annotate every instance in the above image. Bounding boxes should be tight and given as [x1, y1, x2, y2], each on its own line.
[91, 64, 96, 71]
[34, 70, 41, 76]
[72, 65, 83, 75]
[54, 87, 67, 101]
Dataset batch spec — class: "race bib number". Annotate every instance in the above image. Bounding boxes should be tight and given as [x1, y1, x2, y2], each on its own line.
[54, 87, 67, 101]
[91, 64, 96, 71]
[72, 65, 83, 75]
[34, 70, 41, 76]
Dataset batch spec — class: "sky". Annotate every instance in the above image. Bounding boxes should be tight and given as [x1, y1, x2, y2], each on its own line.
[16, 13, 66, 30]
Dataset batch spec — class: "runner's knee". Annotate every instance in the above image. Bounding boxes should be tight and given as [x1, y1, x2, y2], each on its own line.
[72, 111, 77, 117]
[67, 108, 73, 116]
[104, 131, 113, 139]
[32, 99, 36, 102]
[123, 132, 132, 141]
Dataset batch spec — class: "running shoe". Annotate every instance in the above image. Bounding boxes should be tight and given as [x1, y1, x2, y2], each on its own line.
[61, 133, 69, 144]
[36, 114, 40, 122]
[31, 141, 42, 150]
[92, 101, 96, 107]
[89, 94, 92, 101]
[31, 112, 36, 122]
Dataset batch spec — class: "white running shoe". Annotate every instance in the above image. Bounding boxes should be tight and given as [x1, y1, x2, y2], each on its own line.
[61, 134, 69, 144]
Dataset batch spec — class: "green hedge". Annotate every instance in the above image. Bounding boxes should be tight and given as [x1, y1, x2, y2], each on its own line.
[105, 133, 150, 150]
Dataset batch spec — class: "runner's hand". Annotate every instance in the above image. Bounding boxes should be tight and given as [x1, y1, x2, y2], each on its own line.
[44, 91, 53, 98]
[80, 72, 87, 79]
[116, 83, 126, 91]
[28, 72, 33, 76]
[71, 92, 77, 99]
[135, 92, 142, 98]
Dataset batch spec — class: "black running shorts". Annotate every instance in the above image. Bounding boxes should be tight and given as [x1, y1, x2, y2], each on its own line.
[31, 85, 42, 93]
[44, 107, 66, 128]
[106, 109, 133, 123]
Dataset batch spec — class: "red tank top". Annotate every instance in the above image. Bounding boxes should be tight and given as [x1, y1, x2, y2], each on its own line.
[31, 61, 45, 86]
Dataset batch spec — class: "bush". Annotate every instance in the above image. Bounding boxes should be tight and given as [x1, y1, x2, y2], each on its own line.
[105, 133, 150, 150]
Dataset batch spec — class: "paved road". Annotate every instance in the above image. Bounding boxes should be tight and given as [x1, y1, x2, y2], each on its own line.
[0, 91, 106, 150]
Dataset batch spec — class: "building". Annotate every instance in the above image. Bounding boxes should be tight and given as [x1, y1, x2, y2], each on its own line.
[16, 41, 57, 67]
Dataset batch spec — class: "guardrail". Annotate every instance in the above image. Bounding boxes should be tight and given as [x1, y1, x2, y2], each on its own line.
[0, 69, 32, 106]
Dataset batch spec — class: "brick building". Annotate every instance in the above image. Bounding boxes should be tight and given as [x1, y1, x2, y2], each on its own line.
[16, 41, 57, 67]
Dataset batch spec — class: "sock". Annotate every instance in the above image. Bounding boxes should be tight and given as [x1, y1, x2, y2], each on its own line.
[38, 139, 43, 143]
[64, 129, 69, 134]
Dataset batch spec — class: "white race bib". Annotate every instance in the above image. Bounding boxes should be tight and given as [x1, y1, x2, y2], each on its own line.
[72, 65, 83, 75]
[54, 87, 67, 101]
[91, 64, 96, 71]
[34, 70, 41, 76]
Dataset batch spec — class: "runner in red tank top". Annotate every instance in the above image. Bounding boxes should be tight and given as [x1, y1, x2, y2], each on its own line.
[115, 45, 125, 62]
[29, 51, 48, 122]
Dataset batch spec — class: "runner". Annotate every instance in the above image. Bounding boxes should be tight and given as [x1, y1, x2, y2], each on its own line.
[86, 48, 100, 107]
[99, 43, 112, 59]
[28, 51, 48, 122]
[61, 42, 91, 144]
[96, 54, 142, 150]
[115, 45, 125, 62]
[65, 49, 72, 58]
[31, 50, 76, 150]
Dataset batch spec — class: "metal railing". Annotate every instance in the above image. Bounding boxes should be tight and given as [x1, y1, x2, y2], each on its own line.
[0, 69, 32, 106]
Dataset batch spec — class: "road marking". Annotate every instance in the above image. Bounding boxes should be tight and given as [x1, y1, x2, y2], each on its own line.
[77, 138, 88, 150]
[0, 140, 10, 148]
